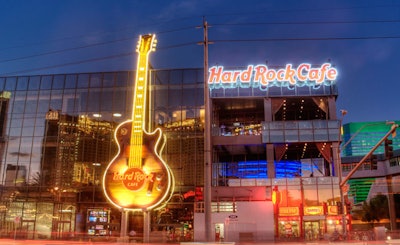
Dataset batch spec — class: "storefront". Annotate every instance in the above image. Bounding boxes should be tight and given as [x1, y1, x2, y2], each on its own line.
[277, 207, 301, 240]
[303, 206, 325, 241]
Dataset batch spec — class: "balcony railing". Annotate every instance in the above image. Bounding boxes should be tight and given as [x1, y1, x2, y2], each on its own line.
[262, 120, 340, 143]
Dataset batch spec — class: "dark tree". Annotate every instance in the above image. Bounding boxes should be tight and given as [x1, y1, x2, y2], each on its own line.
[360, 195, 389, 223]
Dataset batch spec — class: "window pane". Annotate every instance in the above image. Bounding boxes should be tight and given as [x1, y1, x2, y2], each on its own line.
[103, 73, 115, 87]
[28, 76, 40, 90]
[16, 77, 29, 90]
[0, 78, 5, 90]
[65, 74, 77, 89]
[41, 76, 53, 89]
[77, 74, 89, 88]
[90, 74, 102, 88]
[53, 75, 65, 89]
[115, 72, 129, 87]
[5, 77, 16, 91]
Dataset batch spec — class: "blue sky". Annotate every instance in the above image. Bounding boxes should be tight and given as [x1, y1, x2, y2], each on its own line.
[1, 0, 400, 124]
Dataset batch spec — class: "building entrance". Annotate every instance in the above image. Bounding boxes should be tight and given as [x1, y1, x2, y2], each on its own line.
[20, 220, 35, 239]
[304, 221, 320, 241]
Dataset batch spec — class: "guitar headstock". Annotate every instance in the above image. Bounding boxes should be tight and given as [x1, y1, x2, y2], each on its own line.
[136, 34, 157, 55]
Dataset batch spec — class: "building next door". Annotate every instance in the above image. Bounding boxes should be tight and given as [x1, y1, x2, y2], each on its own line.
[304, 221, 320, 241]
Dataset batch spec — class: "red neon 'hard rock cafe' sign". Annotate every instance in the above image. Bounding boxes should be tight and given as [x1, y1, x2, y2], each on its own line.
[208, 63, 338, 89]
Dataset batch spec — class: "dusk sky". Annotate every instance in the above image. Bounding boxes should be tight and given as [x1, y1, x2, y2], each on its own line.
[1, 0, 400, 124]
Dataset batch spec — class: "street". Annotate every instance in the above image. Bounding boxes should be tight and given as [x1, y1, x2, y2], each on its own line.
[0, 238, 393, 245]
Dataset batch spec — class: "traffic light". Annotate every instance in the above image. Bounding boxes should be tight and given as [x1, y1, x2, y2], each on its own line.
[385, 139, 394, 159]
[371, 154, 378, 170]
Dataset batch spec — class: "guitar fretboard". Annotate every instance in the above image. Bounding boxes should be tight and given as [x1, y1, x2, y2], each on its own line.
[128, 35, 156, 168]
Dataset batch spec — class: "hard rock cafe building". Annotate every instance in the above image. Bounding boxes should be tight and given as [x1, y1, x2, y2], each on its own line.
[195, 63, 348, 242]
[0, 55, 347, 241]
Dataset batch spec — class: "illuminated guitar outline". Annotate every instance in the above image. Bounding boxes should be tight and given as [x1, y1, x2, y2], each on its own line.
[103, 34, 173, 210]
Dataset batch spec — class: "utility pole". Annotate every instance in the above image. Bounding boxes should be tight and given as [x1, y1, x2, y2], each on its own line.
[201, 17, 213, 242]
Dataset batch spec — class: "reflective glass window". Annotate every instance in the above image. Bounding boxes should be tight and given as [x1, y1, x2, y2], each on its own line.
[169, 88, 182, 107]
[115, 72, 129, 87]
[153, 70, 169, 85]
[50, 90, 63, 111]
[64, 93, 77, 114]
[17, 77, 29, 90]
[28, 76, 40, 90]
[25, 93, 39, 115]
[78, 89, 89, 113]
[87, 89, 101, 113]
[5, 77, 16, 91]
[12, 100, 26, 114]
[77, 74, 89, 88]
[287, 186, 302, 207]
[100, 90, 113, 112]
[9, 118, 23, 129]
[34, 125, 45, 137]
[183, 69, 200, 84]
[182, 88, 198, 106]
[169, 70, 183, 84]
[318, 185, 333, 205]
[40, 76, 53, 90]
[65, 74, 77, 89]
[90, 73, 103, 88]
[38, 90, 51, 113]
[53, 75, 65, 89]
[8, 128, 22, 141]
[303, 185, 318, 206]
[0, 77, 5, 90]
[22, 125, 34, 136]
[103, 73, 115, 87]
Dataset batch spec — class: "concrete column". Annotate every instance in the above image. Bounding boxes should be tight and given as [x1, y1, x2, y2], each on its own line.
[120, 209, 129, 241]
[267, 144, 275, 178]
[264, 98, 272, 122]
[143, 210, 150, 242]
[264, 98, 275, 178]
[327, 96, 337, 120]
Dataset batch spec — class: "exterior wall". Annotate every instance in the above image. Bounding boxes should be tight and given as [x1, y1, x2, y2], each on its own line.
[194, 201, 274, 242]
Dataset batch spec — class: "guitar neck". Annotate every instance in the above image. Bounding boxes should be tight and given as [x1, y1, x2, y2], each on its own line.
[128, 35, 155, 169]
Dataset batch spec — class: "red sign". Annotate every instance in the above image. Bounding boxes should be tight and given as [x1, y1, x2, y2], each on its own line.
[208, 63, 338, 87]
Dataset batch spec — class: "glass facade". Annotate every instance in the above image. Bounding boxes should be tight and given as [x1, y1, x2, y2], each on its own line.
[0, 70, 204, 240]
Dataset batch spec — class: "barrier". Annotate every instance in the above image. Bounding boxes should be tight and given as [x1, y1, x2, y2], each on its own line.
[387, 239, 400, 244]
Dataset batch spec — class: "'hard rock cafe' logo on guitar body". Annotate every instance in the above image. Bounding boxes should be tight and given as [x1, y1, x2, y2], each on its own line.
[103, 34, 174, 210]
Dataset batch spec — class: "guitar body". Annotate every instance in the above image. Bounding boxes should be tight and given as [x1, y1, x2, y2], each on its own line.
[103, 120, 171, 210]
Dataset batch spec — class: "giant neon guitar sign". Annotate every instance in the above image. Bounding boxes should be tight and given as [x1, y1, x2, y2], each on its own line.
[103, 34, 173, 210]
[208, 63, 338, 90]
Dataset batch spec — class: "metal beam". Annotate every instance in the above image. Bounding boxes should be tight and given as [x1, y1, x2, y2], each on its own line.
[340, 124, 398, 188]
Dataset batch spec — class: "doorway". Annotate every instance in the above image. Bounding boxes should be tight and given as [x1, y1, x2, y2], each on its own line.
[214, 223, 224, 241]
[304, 221, 320, 241]
[20, 220, 35, 239]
